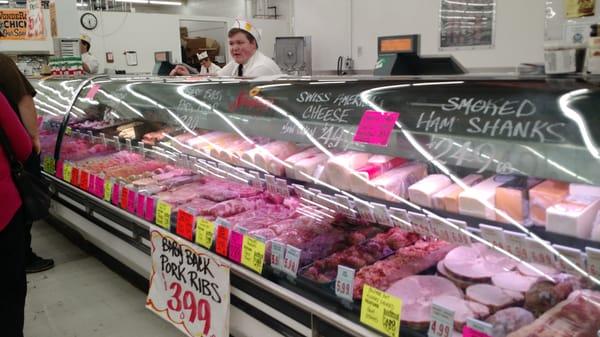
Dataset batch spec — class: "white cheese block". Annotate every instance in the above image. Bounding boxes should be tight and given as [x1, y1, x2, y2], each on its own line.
[368, 163, 428, 201]
[432, 174, 483, 212]
[408, 174, 453, 208]
[569, 183, 600, 199]
[459, 176, 516, 220]
[294, 153, 330, 182]
[323, 151, 371, 191]
[281, 147, 321, 179]
[546, 195, 600, 239]
[591, 211, 600, 242]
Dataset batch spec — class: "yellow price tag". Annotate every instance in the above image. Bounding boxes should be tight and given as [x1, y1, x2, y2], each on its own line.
[65, 127, 72, 136]
[42, 156, 56, 174]
[63, 162, 73, 182]
[360, 285, 402, 337]
[241, 236, 266, 274]
[103, 180, 112, 201]
[195, 217, 215, 249]
[155, 201, 172, 230]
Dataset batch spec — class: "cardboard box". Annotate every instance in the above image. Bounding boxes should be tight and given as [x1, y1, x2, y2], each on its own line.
[180, 27, 188, 38]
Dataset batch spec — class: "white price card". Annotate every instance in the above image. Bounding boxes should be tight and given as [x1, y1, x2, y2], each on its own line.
[113, 136, 121, 150]
[553, 244, 585, 273]
[504, 231, 528, 260]
[283, 245, 301, 277]
[125, 138, 133, 151]
[249, 170, 263, 190]
[429, 216, 452, 242]
[389, 207, 411, 231]
[586, 247, 600, 280]
[465, 318, 493, 337]
[335, 265, 355, 301]
[372, 203, 392, 227]
[308, 188, 321, 199]
[335, 194, 356, 218]
[447, 219, 471, 246]
[408, 212, 431, 236]
[428, 303, 455, 337]
[293, 184, 309, 200]
[265, 174, 277, 194]
[525, 238, 555, 267]
[276, 178, 290, 197]
[355, 201, 376, 223]
[479, 224, 505, 250]
[270, 240, 285, 270]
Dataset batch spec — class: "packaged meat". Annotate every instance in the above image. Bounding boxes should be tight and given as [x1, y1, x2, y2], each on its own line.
[485, 308, 535, 337]
[495, 177, 543, 224]
[408, 174, 453, 208]
[592, 211, 600, 242]
[529, 180, 569, 226]
[178, 198, 217, 214]
[459, 176, 517, 220]
[253, 141, 301, 173]
[431, 295, 490, 332]
[524, 274, 583, 317]
[432, 174, 483, 213]
[281, 147, 323, 179]
[466, 284, 524, 313]
[293, 153, 330, 182]
[349, 156, 407, 195]
[367, 163, 428, 201]
[385, 276, 463, 330]
[569, 183, 600, 198]
[507, 290, 600, 337]
[491, 271, 539, 293]
[546, 195, 600, 239]
[142, 126, 175, 145]
[323, 151, 371, 190]
[442, 243, 517, 283]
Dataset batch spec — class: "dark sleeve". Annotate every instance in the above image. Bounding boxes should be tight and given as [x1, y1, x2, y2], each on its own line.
[0, 92, 32, 162]
[0, 55, 36, 107]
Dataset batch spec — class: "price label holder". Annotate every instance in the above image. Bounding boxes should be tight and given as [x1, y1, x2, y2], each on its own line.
[447, 219, 471, 245]
[145, 196, 156, 222]
[389, 208, 411, 231]
[113, 136, 121, 151]
[408, 212, 431, 236]
[42, 156, 56, 174]
[429, 216, 452, 242]
[136, 192, 146, 218]
[428, 303, 455, 337]
[71, 166, 80, 186]
[155, 200, 173, 230]
[372, 203, 392, 227]
[63, 162, 73, 183]
[276, 178, 290, 197]
[293, 184, 309, 200]
[120, 186, 130, 209]
[356, 201, 376, 223]
[335, 265, 355, 302]
[335, 194, 356, 219]
[504, 231, 528, 260]
[241, 235, 266, 274]
[463, 318, 493, 337]
[265, 174, 277, 194]
[586, 247, 600, 280]
[195, 217, 216, 249]
[248, 170, 263, 190]
[283, 245, 302, 278]
[175, 209, 195, 241]
[125, 138, 133, 152]
[103, 178, 112, 201]
[360, 284, 402, 337]
[111, 183, 121, 206]
[56, 159, 64, 179]
[553, 244, 585, 273]
[270, 240, 285, 271]
[479, 224, 505, 250]
[228, 231, 244, 264]
[526, 238, 555, 267]
[215, 219, 231, 257]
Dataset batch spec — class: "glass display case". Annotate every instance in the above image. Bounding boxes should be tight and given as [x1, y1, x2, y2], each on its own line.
[34, 75, 600, 337]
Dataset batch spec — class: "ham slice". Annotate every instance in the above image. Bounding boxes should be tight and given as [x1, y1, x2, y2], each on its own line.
[443, 243, 517, 282]
[432, 174, 483, 212]
[437, 260, 478, 289]
[323, 151, 371, 190]
[385, 275, 463, 330]
[433, 295, 490, 332]
[492, 271, 539, 293]
[367, 163, 428, 201]
[508, 290, 600, 337]
[466, 284, 524, 313]
[294, 153, 330, 182]
[349, 156, 407, 194]
[485, 308, 535, 337]
[408, 174, 453, 208]
[516, 262, 559, 277]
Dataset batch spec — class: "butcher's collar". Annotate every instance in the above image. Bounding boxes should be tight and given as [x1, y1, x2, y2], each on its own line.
[237, 51, 259, 68]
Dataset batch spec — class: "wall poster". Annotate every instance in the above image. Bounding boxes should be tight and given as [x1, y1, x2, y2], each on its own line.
[564, 0, 595, 18]
[439, 0, 496, 50]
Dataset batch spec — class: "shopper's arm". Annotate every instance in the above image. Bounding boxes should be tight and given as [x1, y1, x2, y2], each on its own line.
[17, 95, 40, 154]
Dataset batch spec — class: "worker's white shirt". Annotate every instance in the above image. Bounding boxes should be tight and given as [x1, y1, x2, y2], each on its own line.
[199, 62, 222, 75]
[81, 52, 100, 74]
[218, 50, 281, 77]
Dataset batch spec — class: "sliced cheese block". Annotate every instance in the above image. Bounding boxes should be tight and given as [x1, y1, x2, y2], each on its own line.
[529, 180, 569, 226]
[466, 284, 524, 313]
[516, 262, 559, 278]
[280, 147, 321, 179]
[408, 174, 453, 208]
[294, 153, 330, 182]
[569, 183, 600, 198]
[432, 295, 490, 332]
[349, 156, 407, 194]
[459, 176, 516, 220]
[323, 151, 371, 191]
[219, 139, 255, 164]
[592, 211, 600, 242]
[253, 141, 301, 172]
[186, 131, 228, 147]
[432, 174, 483, 213]
[492, 271, 539, 293]
[443, 243, 517, 282]
[546, 195, 600, 239]
[495, 177, 543, 224]
[367, 163, 428, 201]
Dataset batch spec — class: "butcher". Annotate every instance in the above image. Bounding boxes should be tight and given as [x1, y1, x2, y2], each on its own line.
[197, 51, 221, 75]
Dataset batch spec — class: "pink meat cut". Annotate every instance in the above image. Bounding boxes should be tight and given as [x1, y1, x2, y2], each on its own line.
[443, 243, 517, 282]
[323, 151, 371, 190]
[466, 284, 524, 313]
[433, 295, 490, 331]
[437, 260, 478, 289]
[385, 275, 463, 330]
[492, 271, 539, 293]
[516, 262, 559, 278]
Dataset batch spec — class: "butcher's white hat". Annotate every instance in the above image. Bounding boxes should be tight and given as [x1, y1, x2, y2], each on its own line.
[197, 51, 209, 60]
[80, 34, 91, 44]
[230, 19, 262, 42]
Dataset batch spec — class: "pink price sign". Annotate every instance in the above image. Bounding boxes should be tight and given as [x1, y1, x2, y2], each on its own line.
[145, 197, 156, 222]
[228, 231, 244, 263]
[56, 160, 64, 180]
[353, 110, 400, 147]
[111, 183, 120, 205]
[127, 190, 136, 213]
[86, 84, 101, 99]
[136, 193, 146, 218]
[462, 326, 491, 337]
[95, 176, 105, 198]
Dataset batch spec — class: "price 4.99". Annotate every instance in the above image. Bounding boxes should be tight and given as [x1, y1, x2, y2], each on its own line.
[167, 281, 211, 335]
[429, 320, 451, 337]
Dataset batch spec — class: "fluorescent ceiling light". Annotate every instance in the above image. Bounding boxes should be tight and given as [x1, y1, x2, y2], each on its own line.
[76, 3, 88, 6]
[0, 1, 9, 4]
[149, 0, 182, 5]
[115, 0, 149, 3]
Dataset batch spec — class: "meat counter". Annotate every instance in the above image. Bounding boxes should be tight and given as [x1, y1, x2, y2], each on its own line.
[33, 75, 600, 337]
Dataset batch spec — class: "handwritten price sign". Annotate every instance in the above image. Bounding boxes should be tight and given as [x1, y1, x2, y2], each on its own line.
[195, 218, 215, 249]
[147, 228, 230, 337]
[360, 285, 402, 337]
[353, 110, 400, 147]
[283, 245, 301, 277]
[241, 236, 266, 274]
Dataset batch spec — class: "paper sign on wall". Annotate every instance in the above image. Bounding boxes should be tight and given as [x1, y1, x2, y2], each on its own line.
[147, 227, 230, 337]
[353, 110, 399, 147]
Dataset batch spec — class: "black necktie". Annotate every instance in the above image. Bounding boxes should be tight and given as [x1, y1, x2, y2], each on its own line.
[237, 64, 243, 77]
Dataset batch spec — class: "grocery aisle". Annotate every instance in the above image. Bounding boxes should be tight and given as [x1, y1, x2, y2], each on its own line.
[24, 220, 182, 337]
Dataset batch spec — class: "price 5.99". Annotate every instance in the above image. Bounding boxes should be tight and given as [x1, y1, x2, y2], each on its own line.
[167, 281, 211, 335]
